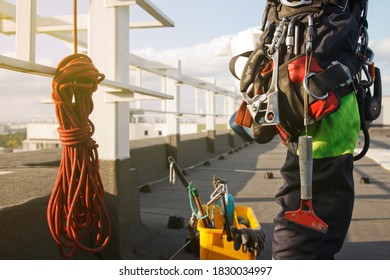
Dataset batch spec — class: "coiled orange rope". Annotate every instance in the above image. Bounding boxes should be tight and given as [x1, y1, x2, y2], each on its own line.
[47, 53, 111, 258]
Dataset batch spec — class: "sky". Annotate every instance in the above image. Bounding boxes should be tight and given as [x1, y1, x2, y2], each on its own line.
[0, 0, 389, 122]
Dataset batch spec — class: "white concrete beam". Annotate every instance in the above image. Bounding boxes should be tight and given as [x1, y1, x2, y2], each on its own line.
[0, 54, 173, 101]
[134, 68, 142, 109]
[205, 78, 216, 132]
[135, 0, 174, 27]
[129, 53, 238, 98]
[104, 0, 136, 7]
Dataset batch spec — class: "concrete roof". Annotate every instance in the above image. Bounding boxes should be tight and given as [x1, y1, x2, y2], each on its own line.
[1, 129, 390, 259]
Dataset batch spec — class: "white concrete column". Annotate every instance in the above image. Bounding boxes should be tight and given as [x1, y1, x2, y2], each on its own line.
[160, 77, 166, 114]
[15, 0, 36, 61]
[87, 1, 142, 260]
[194, 88, 200, 115]
[163, 60, 181, 136]
[88, 0, 130, 160]
[226, 96, 236, 128]
[134, 68, 142, 110]
[164, 77, 180, 135]
[205, 90, 216, 131]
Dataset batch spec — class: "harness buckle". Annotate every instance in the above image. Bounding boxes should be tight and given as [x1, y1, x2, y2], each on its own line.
[303, 72, 329, 100]
[329, 61, 353, 87]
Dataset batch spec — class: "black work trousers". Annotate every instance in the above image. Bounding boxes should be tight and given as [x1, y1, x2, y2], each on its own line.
[272, 143, 355, 259]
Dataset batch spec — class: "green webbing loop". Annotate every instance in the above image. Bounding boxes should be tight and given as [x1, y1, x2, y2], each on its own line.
[187, 181, 199, 197]
[187, 182, 208, 220]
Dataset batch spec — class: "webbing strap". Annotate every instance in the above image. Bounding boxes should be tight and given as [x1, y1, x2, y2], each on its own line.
[304, 62, 351, 98]
[239, 47, 268, 93]
[235, 101, 252, 127]
[228, 50, 252, 81]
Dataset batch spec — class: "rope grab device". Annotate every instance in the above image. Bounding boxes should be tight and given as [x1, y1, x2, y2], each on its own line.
[46, 0, 111, 259]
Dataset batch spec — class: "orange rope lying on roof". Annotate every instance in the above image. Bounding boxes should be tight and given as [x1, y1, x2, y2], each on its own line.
[47, 53, 111, 258]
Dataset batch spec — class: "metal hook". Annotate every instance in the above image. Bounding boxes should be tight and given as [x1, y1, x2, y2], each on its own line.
[169, 161, 176, 186]
[281, 0, 313, 7]
[208, 181, 229, 206]
[303, 72, 329, 100]
[361, 64, 373, 88]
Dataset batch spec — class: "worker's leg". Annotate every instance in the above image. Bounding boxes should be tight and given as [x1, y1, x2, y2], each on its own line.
[272, 143, 355, 259]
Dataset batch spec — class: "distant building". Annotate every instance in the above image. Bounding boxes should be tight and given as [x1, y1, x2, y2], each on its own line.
[22, 116, 60, 151]
[0, 122, 27, 135]
[0, 124, 7, 134]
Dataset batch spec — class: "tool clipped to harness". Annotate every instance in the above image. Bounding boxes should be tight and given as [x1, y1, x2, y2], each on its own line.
[284, 19, 328, 232]
[284, 136, 328, 233]
[246, 47, 280, 126]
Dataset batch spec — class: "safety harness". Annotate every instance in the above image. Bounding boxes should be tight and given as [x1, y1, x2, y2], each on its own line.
[230, 0, 381, 160]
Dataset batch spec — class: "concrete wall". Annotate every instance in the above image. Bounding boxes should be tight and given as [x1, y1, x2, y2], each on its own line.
[129, 123, 199, 140]
[129, 130, 244, 185]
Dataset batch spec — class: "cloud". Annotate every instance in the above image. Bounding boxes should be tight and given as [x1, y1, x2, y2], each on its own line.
[133, 36, 232, 81]
[0, 50, 61, 122]
[0, 67, 53, 122]
[371, 38, 390, 61]
[132, 27, 262, 91]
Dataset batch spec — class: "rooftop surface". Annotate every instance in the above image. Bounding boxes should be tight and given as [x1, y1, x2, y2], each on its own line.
[1, 129, 390, 260]
[136, 130, 390, 260]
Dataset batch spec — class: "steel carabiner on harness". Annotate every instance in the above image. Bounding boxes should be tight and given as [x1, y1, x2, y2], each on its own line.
[269, 17, 288, 55]
[305, 14, 314, 53]
[281, 0, 313, 7]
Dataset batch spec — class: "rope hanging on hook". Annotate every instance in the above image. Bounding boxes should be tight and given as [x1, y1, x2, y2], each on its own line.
[47, 53, 111, 258]
[47, 0, 111, 258]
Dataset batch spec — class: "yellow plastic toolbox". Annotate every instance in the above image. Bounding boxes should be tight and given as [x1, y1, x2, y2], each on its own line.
[197, 205, 260, 260]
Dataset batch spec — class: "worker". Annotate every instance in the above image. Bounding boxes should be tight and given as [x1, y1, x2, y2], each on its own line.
[230, 0, 369, 259]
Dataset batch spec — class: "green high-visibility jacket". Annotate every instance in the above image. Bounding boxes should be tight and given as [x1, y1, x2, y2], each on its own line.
[305, 92, 361, 159]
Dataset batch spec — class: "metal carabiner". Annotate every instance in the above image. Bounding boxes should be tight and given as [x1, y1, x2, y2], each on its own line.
[306, 14, 314, 53]
[360, 64, 373, 88]
[303, 72, 329, 100]
[208, 182, 229, 206]
[281, 0, 313, 7]
[335, 0, 349, 11]
[169, 160, 176, 186]
[241, 84, 255, 105]
[207, 188, 225, 206]
[246, 48, 280, 126]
